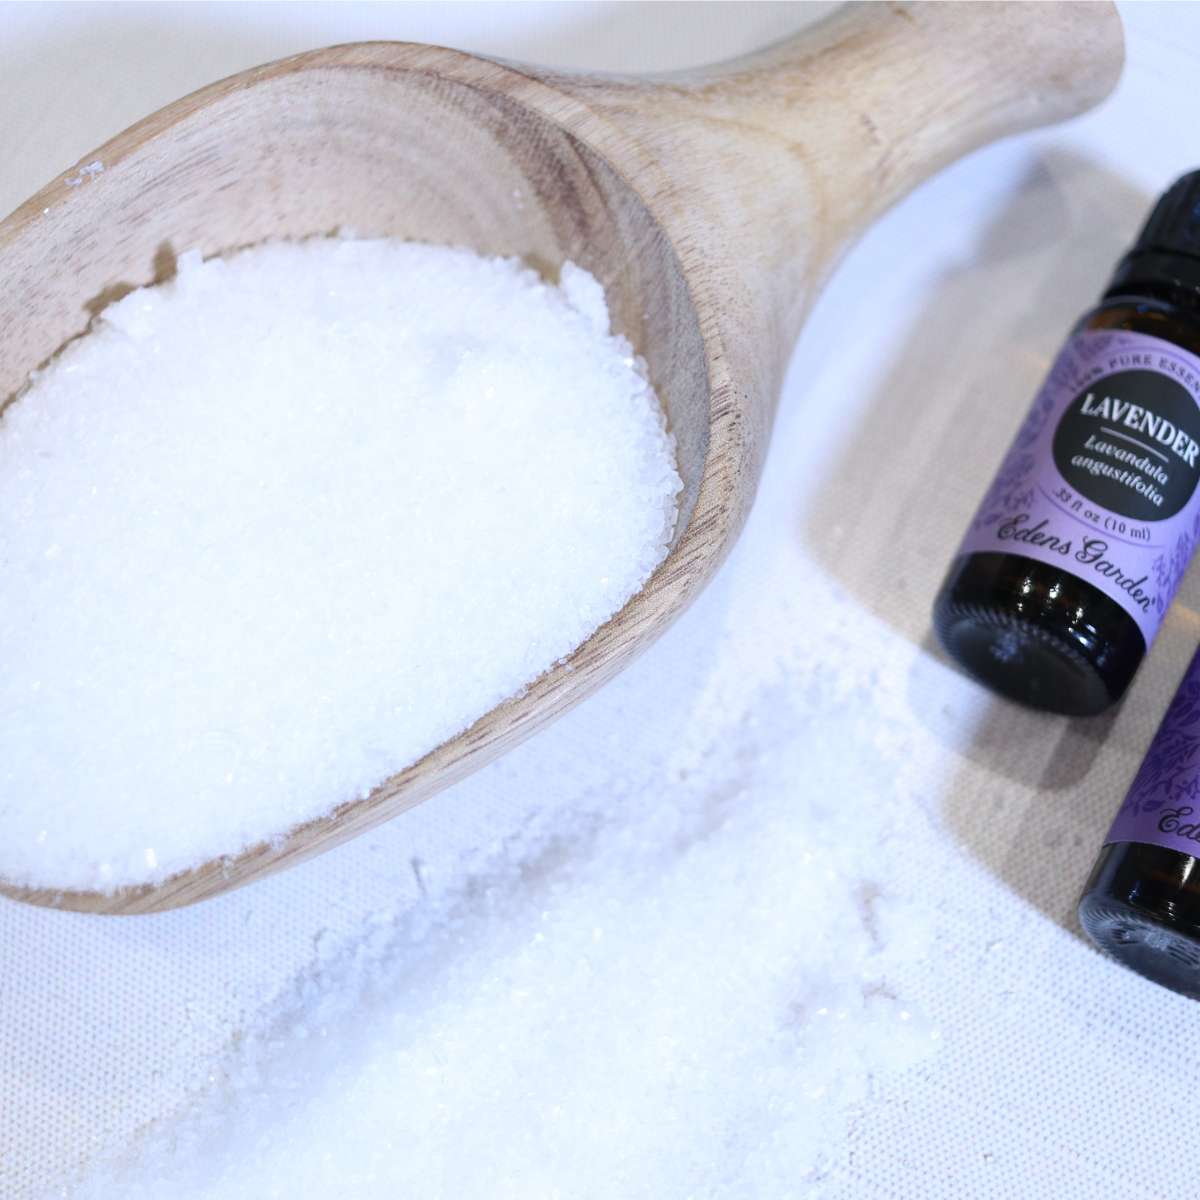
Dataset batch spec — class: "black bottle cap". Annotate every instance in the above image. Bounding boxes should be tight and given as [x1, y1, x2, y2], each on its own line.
[1108, 170, 1200, 298]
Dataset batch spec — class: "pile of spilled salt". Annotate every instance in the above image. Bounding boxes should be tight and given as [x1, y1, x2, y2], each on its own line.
[0, 238, 682, 892]
[63, 685, 938, 1200]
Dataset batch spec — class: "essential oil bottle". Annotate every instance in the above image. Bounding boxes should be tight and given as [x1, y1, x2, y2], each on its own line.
[1079, 645, 1200, 998]
[934, 171, 1200, 715]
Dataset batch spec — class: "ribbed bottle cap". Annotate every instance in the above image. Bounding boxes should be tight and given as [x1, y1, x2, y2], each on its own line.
[1108, 170, 1200, 297]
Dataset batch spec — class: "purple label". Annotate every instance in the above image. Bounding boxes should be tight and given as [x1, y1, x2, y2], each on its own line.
[1106, 646, 1200, 855]
[959, 329, 1200, 645]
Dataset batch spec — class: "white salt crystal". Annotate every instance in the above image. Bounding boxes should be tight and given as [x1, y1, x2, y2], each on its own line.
[0, 239, 682, 891]
[62, 691, 936, 1200]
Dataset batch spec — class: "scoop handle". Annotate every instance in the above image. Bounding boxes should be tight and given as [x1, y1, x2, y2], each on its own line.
[698, 1, 1123, 235]
[562, 1, 1124, 350]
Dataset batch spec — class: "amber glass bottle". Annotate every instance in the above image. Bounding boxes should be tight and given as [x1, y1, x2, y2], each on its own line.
[935, 172, 1200, 716]
[1079, 645, 1200, 998]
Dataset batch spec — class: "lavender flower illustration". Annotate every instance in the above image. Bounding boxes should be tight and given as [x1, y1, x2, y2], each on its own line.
[1122, 672, 1200, 818]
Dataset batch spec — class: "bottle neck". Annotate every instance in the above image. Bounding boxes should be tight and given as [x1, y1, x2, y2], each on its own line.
[1105, 253, 1200, 314]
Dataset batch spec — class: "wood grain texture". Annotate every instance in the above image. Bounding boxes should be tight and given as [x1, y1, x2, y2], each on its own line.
[0, 1, 1123, 913]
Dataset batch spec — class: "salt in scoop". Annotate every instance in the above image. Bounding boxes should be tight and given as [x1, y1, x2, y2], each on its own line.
[0, 1, 1122, 912]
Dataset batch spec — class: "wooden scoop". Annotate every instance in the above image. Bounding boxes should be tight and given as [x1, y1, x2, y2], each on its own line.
[0, 1, 1122, 913]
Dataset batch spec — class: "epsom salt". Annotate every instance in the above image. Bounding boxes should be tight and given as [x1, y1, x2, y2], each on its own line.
[0, 239, 681, 891]
[64, 674, 939, 1200]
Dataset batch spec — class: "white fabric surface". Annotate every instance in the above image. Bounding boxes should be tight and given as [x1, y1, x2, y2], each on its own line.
[1, 2, 1197, 1197]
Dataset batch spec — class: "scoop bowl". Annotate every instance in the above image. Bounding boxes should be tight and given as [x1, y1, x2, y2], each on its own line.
[0, 1, 1123, 911]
